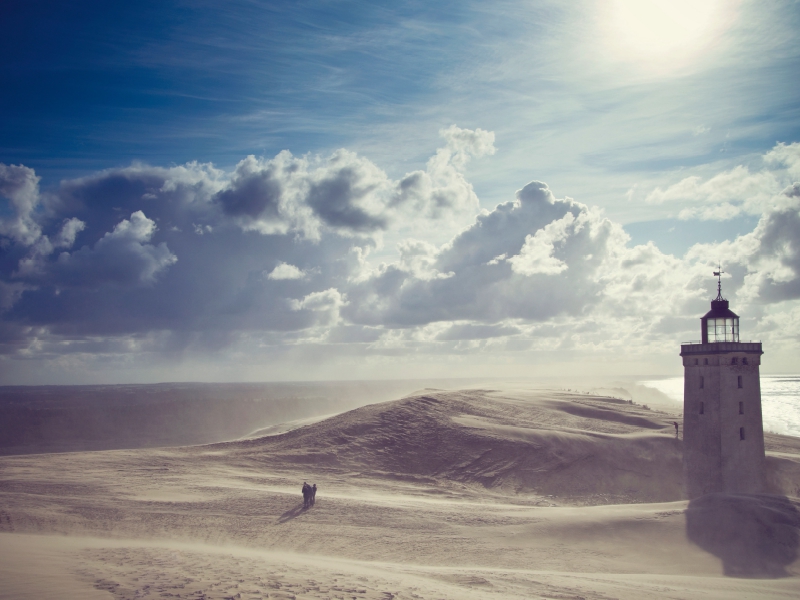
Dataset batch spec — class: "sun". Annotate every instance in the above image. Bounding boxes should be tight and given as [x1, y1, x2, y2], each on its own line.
[603, 0, 734, 73]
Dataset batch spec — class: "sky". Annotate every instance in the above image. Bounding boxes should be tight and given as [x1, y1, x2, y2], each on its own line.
[1, 0, 799, 384]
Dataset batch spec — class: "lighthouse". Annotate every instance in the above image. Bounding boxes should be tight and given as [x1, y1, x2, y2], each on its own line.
[680, 268, 765, 498]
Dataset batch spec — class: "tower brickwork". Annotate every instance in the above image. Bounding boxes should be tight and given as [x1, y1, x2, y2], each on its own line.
[680, 272, 765, 498]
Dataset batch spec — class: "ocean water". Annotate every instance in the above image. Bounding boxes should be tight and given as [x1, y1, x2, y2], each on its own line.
[640, 375, 800, 438]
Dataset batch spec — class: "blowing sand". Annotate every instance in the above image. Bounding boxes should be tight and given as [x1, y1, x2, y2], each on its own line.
[1, 388, 799, 599]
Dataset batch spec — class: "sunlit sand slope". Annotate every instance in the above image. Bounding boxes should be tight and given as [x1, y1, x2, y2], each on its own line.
[227, 389, 684, 504]
[1, 388, 799, 599]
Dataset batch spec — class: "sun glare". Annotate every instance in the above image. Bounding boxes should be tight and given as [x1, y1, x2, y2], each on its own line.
[604, 0, 733, 73]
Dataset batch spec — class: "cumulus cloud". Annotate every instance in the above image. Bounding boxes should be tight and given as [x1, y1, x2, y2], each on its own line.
[215, 151, 311, 237]
[436, 181, 570, 273]
[508, 212, 574, 276]
[290, 288, 348, 327]
[212, 127, 494, 242]
[396, 239, 454, 281]
[640, 142, 800, 221]
[0, 164, 43, 246]
[731, 187, 800, 304]
[268, 262, 306, 280]
[52, 218, 87, 249]
[20, 211, 177, 288]
[392, 125, 496, 221]
[291, 287, 347, 311]
[305, 150, 390, 234]
[765, 142, 800, 181]
[217, 154, 284, 220]
[342, 182, 619, 328]
[1, 135, 799, 378]
[215, 149, 392, 239]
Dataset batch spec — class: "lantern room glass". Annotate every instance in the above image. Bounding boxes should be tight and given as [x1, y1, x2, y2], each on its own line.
[706, 317, 739, 342]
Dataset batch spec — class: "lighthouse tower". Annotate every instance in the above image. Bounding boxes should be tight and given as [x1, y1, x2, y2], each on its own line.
[680, 269, 765, 498]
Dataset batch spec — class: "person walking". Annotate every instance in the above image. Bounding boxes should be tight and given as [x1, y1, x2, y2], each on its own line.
[673, 422, 679, 438]
[311, 483, 317, 506]
[302, 482, 310, 508]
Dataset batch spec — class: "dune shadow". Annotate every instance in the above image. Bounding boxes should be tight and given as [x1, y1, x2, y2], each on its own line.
[685, 493, 800, 578]
[277, 502, 307, 524]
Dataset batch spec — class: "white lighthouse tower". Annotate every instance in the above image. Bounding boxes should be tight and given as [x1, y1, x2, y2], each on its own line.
[680, 268, 765, 498]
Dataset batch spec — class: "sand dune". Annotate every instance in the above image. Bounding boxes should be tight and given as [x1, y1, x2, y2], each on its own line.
[1, 387, 799, 599]
[0, 380, 456, 455]
[226, 389, 685, 505]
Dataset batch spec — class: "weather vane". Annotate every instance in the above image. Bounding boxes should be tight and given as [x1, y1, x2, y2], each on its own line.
[713, 263, 725, 301]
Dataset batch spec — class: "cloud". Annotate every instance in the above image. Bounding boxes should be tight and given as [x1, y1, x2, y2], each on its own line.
[736, 187, 800, 303]
[764, 142, 800, 180]
[211, 126, 495, 242]
[216, 154, 285, 220]
[437, 181, 570, 273]
[342, 182, 620, 328]
[18, 211, 177, 288]
[217, 149, 392, 240]
[0, 164, 43, 246]
[639, 142, 800, 221]
[1, 136, 799, 378]
[52, 218, 87, 249]
[291, 287, 347, 312]
[392, 125, 496, 221]
[395, 239, 454, 281]
[290, 288, 348, 327]
[305, 150, 390, 234]
[267, 262, 306, 280]
[674, 181, 800, 310]
[508, 212, 574, 276]
[435, 322, 521, 341]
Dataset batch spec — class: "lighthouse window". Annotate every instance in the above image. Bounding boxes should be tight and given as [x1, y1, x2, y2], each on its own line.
[704, 358, 708, 365]
[731, 357, 737, 364]
[738, 375, 743, 388]
[740, 427, 745, 440]
[707, 317, 739, 343]
[699, 402, 704, 415]
[700, 376, 704, 389]
[739, 401, 743, 414]
[742, 357, 748, 365]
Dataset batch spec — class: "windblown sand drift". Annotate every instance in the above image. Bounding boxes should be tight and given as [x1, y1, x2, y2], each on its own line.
[0, 380, 442, 455]
[1, 388, 799, 599]
[228, 389, 685, 504]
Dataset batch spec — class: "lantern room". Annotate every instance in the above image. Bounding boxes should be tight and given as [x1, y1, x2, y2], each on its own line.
[701, 299, 739, 343]
[700, 267, 739, 344]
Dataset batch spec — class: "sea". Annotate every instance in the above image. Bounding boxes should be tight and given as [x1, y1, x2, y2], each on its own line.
[639, 375, 800, 438]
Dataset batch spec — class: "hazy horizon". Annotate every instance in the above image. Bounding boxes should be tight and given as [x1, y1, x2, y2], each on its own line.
[2, 1, 799, 385]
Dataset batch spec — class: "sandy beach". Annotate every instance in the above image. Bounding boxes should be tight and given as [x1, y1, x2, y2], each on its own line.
[1, 387, 799, 599]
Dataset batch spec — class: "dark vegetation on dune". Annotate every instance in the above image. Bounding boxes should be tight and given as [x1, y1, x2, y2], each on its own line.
[0, 381, 433, 455]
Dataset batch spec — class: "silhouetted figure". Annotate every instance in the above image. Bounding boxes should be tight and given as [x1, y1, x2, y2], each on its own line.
[673, 421, 679, 438]
[302, 482, 310, 508]
[311, 483, 317, 506]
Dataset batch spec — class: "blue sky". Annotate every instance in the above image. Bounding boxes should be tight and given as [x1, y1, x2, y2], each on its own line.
[1, 0, 800, 383]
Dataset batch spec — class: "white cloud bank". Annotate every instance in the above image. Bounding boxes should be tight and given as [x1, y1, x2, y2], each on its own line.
[643, 142, 800, 221]
[0, 135, 798, 382]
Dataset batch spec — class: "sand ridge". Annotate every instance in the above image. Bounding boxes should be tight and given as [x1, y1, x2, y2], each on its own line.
[1, 387, 799, 599]
[219, 389, 685, 504]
